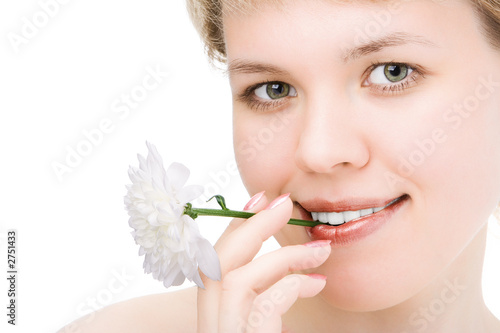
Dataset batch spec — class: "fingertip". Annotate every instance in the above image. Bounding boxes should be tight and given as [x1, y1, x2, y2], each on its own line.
[299, 274, 327, 298]
[301, 240, 332, 265]
[306, 273, 327, 281]
[303, 240, 332, 248]
[243, 191, 268, 212]
[265, 193, 291, 210]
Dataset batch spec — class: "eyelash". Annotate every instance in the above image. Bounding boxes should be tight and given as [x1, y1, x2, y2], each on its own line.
[237, 81, 289, 112]
[237, 62, 426, 112]
[362, 61, 425, 95]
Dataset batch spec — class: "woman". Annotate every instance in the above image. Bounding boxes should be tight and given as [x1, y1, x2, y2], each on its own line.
[62, 0, 500, 331]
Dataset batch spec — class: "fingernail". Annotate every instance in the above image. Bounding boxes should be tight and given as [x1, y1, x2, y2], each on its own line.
[306, 273, 327, 280]
[303, 240, 331, 248]
[243, 191, 265, 211]
[265, 193, 291, 210]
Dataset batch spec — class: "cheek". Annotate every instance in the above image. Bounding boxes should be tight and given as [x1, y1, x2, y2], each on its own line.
[233, 109, 299, 194]
[390, 79, 500, 258]
[435, 97, 500, 227]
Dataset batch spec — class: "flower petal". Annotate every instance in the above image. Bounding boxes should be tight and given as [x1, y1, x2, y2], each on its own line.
[172, 270, 187, 286]
[196, 238, 222, 282]
[177, 184, 204, 204]
[166, 162, 190, 192]
[162, 267, 180, 288]
[192, 271, 205, 289]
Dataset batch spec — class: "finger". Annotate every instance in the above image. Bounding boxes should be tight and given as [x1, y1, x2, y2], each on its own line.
[251, 274, 327, 333]
[217, 194, 293, 275]
[216, 191, 269, 247]
[218, 242, 331, 331]
[224, 242, 331, 295]
[197, 191, 269, 333]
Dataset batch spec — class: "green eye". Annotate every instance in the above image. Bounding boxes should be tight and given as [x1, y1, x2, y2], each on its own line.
[266, 82, 290, 99]
[366, 63, 414, 87]
[384, 64, 409, 82]
[254, 82, 297, 100]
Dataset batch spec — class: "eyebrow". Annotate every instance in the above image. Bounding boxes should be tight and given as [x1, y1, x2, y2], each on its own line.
[342, 32, 437, 62]
[226, 32, 437, 76]
[226, 60, 290, 77]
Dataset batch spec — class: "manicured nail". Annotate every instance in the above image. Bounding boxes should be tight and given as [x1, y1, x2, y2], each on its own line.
[306, 273, 327, 280]
[243, 191, 265, 211]
[303, 240, 332, 248]
[265, 193, 291, 210]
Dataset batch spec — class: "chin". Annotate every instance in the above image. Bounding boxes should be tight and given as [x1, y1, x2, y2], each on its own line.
[310, 255, 432, 313]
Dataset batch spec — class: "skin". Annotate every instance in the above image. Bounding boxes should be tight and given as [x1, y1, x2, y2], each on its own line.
[59, 0, 500, 332]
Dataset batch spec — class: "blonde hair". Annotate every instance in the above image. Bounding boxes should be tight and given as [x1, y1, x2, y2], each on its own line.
[186, 0, 500, 65]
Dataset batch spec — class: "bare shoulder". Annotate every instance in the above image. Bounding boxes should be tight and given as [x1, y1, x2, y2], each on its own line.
[58, 287, 198, 333]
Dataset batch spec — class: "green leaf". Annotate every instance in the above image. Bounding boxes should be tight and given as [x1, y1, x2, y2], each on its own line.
[207, 195, 228, 210]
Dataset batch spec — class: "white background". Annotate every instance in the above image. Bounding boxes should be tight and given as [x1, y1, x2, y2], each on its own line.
[0, 1, 499, 332]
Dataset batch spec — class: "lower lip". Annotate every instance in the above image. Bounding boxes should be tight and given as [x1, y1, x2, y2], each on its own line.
[306, 195, 409, 246]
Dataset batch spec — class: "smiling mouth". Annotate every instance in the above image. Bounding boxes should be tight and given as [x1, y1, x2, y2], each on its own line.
[304, 194, 409, 226]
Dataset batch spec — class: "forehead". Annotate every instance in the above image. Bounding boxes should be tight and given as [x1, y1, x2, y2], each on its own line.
[221, 0, 477, 51]
[221, 0, 378, 14]
[221, 0, 490, 79]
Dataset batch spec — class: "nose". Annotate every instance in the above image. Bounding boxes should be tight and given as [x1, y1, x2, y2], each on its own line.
[294, 94, 370, 174]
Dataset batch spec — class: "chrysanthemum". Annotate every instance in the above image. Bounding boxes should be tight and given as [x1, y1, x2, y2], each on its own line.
[124, 142, 221, 288]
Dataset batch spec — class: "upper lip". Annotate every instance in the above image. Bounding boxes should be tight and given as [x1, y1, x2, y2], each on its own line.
[299, 194, 407, 213]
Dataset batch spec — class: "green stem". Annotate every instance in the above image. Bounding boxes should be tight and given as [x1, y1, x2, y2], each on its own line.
[191, 208, 320, 227]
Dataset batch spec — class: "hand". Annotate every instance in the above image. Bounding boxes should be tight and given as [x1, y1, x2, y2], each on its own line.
[197, 192, 331, 333]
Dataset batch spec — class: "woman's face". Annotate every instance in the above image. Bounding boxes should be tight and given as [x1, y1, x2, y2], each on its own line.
[226, 0, 500, 310]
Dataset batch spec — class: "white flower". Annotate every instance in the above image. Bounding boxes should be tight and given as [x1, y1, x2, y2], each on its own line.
[124, 142, 221, 288]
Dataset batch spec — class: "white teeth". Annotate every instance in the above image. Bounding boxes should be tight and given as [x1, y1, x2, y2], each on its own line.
[326, 212, 344, 225]
[360, 208, 373, 216]
[342, 210, 361, 222]
[310, 199, 398, 225]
